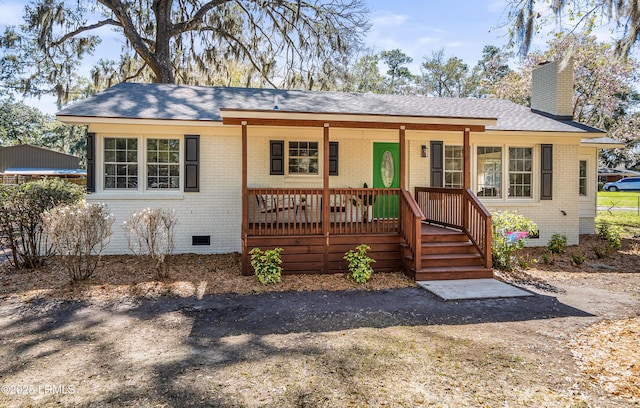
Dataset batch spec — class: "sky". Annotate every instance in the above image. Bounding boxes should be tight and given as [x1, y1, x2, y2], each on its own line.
[0, 0, 574, 114]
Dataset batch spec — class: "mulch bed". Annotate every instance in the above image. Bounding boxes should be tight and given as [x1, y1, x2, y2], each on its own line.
[0, 252, 414, 303]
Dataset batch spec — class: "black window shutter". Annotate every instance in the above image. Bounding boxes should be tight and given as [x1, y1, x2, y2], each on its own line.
[86, 132, 95, 193]
[184, 134, 200, 192]
[541, 144, 553, 200]
[430, 141, 443, 188]
[329, 141, 339, 176]
[270, 140, 284, 175]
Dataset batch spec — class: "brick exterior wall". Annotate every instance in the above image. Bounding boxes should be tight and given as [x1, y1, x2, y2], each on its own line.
[531, 60, 574, 119]
[484, 144, 580, 246]
[86, 123, 588, 253]
[87, 129, 242, 255]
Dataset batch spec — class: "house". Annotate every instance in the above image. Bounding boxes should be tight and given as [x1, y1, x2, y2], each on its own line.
[598, 166, 640, 184]
[56, 60, 618, 280]
[0, 144, 86, 185]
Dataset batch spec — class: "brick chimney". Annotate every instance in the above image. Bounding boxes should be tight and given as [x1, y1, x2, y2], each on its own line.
[531, 59, 574, 120]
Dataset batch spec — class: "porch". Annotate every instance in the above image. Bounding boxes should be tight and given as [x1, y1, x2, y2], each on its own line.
[242, 187, 492, 280]
[223, 109, 497, 280]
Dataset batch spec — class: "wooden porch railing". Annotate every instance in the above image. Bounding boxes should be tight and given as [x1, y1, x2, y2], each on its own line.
[398, 189, 425, 272]
[415, 187, 492, 269]
[247, 188, 401, 236]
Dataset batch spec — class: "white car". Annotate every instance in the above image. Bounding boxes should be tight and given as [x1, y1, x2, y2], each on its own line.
[603, 177, 640, 191]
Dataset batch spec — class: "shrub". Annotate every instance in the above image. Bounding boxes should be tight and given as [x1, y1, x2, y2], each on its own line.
[571, 249, 586, 266]
[547, 234, 567, 254]
[541, 251, 556, 265]
[249, 247, 283, 284]
[43, 203, 114, 283]
[0, 179, 84, 269]
[517, 254, 537, 270]
[344, 244, 375, 283]
[124, 208, 178, 279]
[597, 222, 622, 251]
[593, 243, 613, 259]
[491, 211, 537, 271]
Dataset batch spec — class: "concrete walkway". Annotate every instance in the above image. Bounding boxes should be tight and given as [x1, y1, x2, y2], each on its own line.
[417, 278, 533, 301]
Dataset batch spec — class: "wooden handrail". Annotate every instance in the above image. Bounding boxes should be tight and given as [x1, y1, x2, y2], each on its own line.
[399, 190, 425, 272]
[246, 187, 401, 236]
[415, 187, 492, 270]
[462, 189, 492, 269]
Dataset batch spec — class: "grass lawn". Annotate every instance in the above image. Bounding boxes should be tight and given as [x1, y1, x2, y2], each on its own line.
[597, 192, 640, 236]
[597, 190, 640, 209]
[596, 210, 640, 236]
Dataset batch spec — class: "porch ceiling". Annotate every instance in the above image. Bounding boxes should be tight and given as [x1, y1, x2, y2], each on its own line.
[220, 109, 495, 132]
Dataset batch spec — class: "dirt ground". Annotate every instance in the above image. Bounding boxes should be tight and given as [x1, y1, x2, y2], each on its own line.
[0, 235, 638, 407]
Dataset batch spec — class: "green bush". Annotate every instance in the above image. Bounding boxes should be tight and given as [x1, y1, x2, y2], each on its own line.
[547, 234, 567, 254]
[593, 243, 613, 259]
[541, 251, 556, 265]
[516, 254, 537, 270]
[0, 179, 84, 269]
[571, 249, 586, 266]
[250, 247, 283, 284]
[491, 211, 537, 271]
[344, 244, 375, 283]
[597, 221, 622, 251]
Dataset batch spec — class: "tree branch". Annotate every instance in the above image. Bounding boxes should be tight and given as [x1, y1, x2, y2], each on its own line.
[52, 19, 122, 46]
[216, 29, 278, 88]
[97, 0, 161, 77]
[172, 0, 233, 36]
[123, 61, 149, 82]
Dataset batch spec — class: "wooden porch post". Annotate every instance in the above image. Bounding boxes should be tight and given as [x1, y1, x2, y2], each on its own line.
[323, 124, 330, 274]
[463, 127, 470, 233]
[463, 128, 470, 190]
[399, 126, 406, 191]
[241, 121, 249, 275]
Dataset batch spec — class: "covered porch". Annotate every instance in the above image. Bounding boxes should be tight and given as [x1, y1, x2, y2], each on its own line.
[221, 109, 496, 279]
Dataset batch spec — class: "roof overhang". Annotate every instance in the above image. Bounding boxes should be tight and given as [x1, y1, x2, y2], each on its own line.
[56, 115, 224, 127]
[220, 109, 497, 132]
[580, 137, 624, 149]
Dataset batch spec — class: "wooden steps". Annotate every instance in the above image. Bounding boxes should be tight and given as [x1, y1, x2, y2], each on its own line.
[407, 223, 493, 281]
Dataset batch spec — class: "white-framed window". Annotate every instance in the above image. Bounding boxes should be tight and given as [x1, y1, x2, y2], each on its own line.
[288, 141, 319, 175]
[104, 137, 138, 189]
[474, 144, 535, 200]
[476, 146, 502, 197]
[103, 136, 183, 192]
[444, 145, 463, 188]
[508, 147, 533, 198]
[147, 138, 180, 189]
[579, 159, 588, 196]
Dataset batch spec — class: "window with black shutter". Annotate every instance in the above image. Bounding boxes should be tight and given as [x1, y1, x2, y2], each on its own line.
[329, 141, 339, 176]
[541, 144, 553, 200]
[86, 132, 95, 193]
[270, 140, 284, 175]
[184, 134, 200, 192]
[430, 141, 443, 188]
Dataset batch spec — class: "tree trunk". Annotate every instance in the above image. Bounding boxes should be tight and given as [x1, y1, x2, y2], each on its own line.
[152, 0, 176, 83]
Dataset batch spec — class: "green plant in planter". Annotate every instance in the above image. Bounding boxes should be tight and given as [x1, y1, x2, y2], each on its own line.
[249, 247, 283, 284]
[344, 244, 375, 283]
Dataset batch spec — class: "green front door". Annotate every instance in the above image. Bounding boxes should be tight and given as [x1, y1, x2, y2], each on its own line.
[373, 142, 399, 218]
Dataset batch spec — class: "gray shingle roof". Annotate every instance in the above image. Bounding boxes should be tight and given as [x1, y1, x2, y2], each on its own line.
[57, 82, 604, 134]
